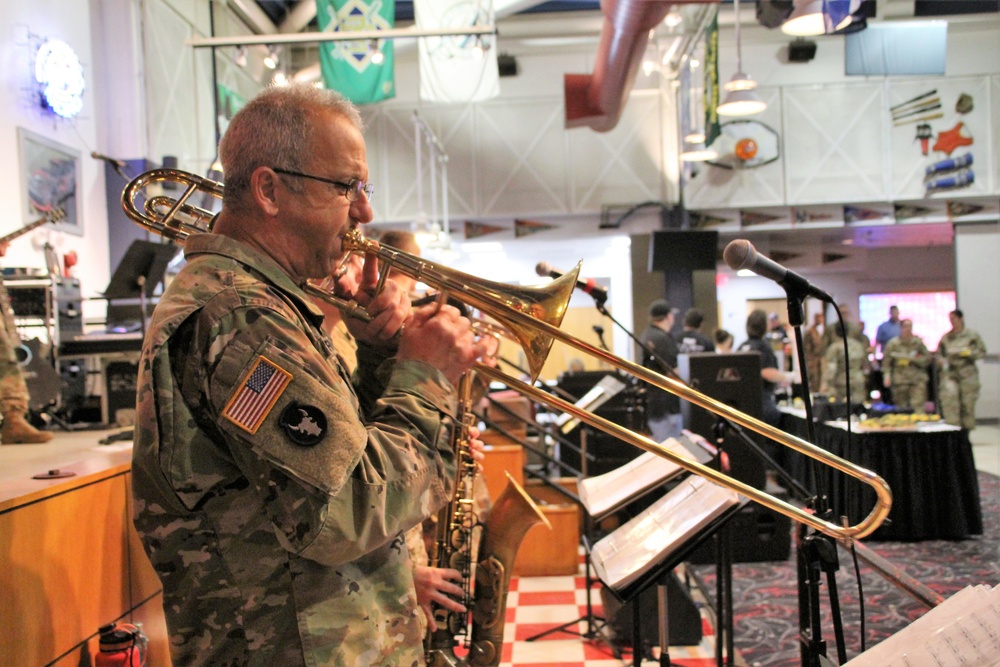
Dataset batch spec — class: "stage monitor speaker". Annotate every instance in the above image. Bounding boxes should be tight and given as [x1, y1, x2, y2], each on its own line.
[601, 570, 703, 649]
[649, 230, 719, 272]
[677, 352, 766, 490]
[686, 503, 792, 564]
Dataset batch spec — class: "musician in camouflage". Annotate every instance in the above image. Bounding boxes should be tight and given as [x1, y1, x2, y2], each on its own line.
[821, 322, 870, 404]
[0, 240, 53, 444]
[131, 84, 486, 667]
[936, 309, 987, 429]
[881, 319, 931, 413]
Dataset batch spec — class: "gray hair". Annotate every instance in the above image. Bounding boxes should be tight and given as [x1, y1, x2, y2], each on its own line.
[218, 84, 363, 209]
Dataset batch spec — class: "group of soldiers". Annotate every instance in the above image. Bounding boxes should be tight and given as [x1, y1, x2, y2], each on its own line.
[802, 305, 987, 430]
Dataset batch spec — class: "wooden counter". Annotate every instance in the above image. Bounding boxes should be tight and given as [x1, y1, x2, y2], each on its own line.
[0, 431, 170, 667]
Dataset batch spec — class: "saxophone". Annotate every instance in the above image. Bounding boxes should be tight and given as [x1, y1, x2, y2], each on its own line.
[425, 372, 552, 667]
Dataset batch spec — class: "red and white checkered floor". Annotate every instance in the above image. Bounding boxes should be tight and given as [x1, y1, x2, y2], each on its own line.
[490, 569, 725, 667]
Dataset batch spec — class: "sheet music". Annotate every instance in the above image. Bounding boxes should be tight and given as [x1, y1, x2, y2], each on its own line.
[843, 584, 1000, 667]
[578, 437, 702, 520]
[590, 476, 740, 592]
[555, 374, 626, 434]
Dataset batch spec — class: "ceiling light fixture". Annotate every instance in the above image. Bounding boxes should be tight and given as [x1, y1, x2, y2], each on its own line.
[263, 45, 279, 70]
[680, 142, 719, 162]
[369, 39, 384, 65]
[782, 0, 827, 36]
[472, 35, 487, 60]
[717, 0, 767, 117]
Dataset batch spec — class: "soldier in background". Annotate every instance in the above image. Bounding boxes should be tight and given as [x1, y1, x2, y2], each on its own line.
[882, 319, 931, 413]
[937, 309, 987, 429]
[803, 312, 826, 391]
[0, 240, 53, 444]
[821, 322, 870, 405]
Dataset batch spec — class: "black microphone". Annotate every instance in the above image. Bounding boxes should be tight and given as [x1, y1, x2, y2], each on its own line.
[535, 261, 608, 305]
[723, 239, 833, 303]
[91, 151, 127, 168]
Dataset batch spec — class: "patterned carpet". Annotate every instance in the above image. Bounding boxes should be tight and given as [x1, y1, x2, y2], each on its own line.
[692, 471, 1000, 667]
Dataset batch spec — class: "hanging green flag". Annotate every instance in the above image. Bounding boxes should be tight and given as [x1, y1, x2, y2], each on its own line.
[315, 0, 395, 105]
[703, 12, 720, 148]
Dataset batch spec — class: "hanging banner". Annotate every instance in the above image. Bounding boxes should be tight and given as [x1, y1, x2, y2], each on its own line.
[703, 12, 721, 148]
[514, 219, 558, 238]
[464, 221, 506, 239]
[415, 0, 499, 103]
[316, 0, 395, 105]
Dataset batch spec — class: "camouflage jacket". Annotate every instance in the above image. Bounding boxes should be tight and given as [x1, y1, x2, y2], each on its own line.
[131, 233, 458, 667]
[938, 328, 987, 379]
[882, 335, 930, 386]
[823, 337, 869, 403]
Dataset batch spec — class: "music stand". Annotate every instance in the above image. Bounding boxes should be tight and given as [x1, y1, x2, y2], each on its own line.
[590, 476, 745, 667]
[102, 240, 179, 335]
[526, 433, 715, 645]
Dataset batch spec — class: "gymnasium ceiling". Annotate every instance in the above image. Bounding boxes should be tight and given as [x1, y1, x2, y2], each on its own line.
[234, 1, 999, 253]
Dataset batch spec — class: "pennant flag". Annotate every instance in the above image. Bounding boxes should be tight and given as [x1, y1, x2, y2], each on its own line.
[894, 203, 935, 220]
[689, 211, 731, 228]
[792, 207, 836, 224]
[464, 221, 505, 239]
[316, 0, 395, 105]
[703, 12, 721, 148]
[740, 210, 783, 227]
[947, 201, 984, 219]
[415, 0, 499, 103]
[514, 219, 558, 238]
[843, 205, 891, 224]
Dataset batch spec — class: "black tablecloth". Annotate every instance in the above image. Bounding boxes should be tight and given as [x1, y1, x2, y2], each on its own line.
[779, 411, 983, 541]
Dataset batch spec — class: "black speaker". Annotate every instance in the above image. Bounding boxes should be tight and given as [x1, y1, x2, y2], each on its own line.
[497, 53, 518, 77]
[687, 503, 792, 564]
[556, 371, 643, 476]
[649, 231, 719, 272]
[677, 352, 766, 490]
[600, 570, 703, 649]
[789, 39, 817, 63]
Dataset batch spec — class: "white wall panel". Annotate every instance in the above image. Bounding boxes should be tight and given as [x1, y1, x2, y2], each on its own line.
[566, 90, 669, 212]
[142, 0, 215, 171]
[782, 82, 888, 205]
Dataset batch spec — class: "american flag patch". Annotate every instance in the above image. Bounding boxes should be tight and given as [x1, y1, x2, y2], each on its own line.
[223, 356, 292, 434]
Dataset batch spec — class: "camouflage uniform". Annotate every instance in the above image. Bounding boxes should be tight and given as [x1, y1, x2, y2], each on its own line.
[937, 328, 987, 429]
[803, 325, 825, 389]
[823, 337, 869, 404]
[0, 278, 30, 414]
[132, 233, 459, 667]
[882, 335, 930, 412]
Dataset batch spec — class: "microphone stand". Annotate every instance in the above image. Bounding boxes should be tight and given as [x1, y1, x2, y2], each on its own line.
[784, 292, 848, 667]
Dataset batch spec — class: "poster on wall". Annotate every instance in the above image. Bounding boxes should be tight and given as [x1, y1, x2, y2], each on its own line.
[16, 127, 81, 236]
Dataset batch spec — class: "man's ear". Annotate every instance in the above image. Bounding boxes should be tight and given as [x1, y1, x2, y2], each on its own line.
[250, 166, 281, 217]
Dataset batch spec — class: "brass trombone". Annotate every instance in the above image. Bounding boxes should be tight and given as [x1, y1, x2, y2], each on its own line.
[122, 167, 892, 541]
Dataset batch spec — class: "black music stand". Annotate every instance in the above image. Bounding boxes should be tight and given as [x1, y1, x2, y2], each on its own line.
[526, 433, 716, 645]
[590, 476, 745, 667]
[101, 240, 179, 335]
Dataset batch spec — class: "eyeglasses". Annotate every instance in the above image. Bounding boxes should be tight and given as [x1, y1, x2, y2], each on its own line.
[272, 167, 374, 203]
